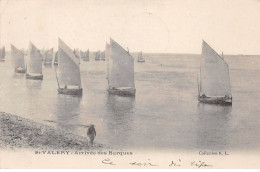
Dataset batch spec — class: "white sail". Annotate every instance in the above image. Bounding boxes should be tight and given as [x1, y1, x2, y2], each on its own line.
[44, 48, 53, 64]
[95, 50, 100, 60]
[100, 51, 105, 60]
[27, 42, 42, 74]
[57, 38, 81, 88]
[200, 40, 231, 97]
[11, 44, 25, 68]
[108, 39, 135, 89]
[0, 46, 5, 60]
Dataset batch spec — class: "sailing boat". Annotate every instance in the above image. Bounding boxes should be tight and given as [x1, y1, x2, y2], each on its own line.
[86, 49, 90, 61]
[73, 49, 81, 59]
[137, 51, 145, 62]
[80, 50, 85, 60]
[44, 48, 53, 65]
[95, 50, 101, 61]
[56, 38, 82, 95]
[100, 51, 105, 61]
[107, 38, 135, 96]
[80, 49, 90, 61]
[11, 44, 26, 73]
[52, 51, 58, 65]
[0, 46, 5, 61]
[26, 42, 43, 80]
[198, 40, 232, 105]
[40, 49, 45, 61]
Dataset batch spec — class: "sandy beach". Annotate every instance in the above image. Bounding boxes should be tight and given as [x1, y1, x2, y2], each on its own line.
[0, 112, 103, 150]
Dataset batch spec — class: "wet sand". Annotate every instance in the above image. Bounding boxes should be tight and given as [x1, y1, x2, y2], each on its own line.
[0, 112, 103, 150]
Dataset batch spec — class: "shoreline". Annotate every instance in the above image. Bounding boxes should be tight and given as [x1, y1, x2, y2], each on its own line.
[0, 112, 104, 150]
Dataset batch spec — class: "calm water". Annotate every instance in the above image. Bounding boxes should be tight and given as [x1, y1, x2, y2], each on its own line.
[1, 52, 260, 150]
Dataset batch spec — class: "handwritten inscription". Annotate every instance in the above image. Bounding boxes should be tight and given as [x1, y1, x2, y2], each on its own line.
[169, 159, 181, 167]
[129, 159, 158, 166]
[191, 161, 212, 168]
[102, 158, 116, 165]
[101, 158, 212, 168]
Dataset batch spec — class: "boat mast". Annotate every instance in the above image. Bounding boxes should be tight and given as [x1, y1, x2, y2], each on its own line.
[199, 41, 203, 96]
[197, 72, 200, 96]
[54, 67, 60, 88]
[227, 63, 232, 97]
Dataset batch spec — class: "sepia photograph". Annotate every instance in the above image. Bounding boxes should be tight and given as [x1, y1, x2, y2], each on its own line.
[0, 0, 260, 169]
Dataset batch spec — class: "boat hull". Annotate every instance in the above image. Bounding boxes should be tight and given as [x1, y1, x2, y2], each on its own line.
[108, 88, 136, 96]
[44, 62, 52, 65]
[58, 88, 82, 96]
[198, 96, 232, 106]
[137, 60, 145, 62]
[26, 74, 43, 80]
[15, 67, 26, 73]
[0, 59, 5, 61]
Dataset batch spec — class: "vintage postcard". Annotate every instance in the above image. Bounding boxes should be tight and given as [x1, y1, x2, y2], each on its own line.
[0, 0, 260, 169]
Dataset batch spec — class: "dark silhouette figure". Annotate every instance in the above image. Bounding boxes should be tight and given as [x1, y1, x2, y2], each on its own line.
[87, 125, 96, 145]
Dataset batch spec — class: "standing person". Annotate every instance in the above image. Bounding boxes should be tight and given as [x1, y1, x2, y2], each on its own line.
[87, 125, 96, 145]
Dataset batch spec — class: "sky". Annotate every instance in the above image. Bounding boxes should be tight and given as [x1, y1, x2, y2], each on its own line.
[1, 0, 260, 54]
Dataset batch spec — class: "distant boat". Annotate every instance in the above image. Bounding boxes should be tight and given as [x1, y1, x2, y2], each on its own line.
[44, 48, 53, 65]
[56, 38, 82, 95]
[26, 42, 43, 80]
[0, 46, 5, 61]
[198, 40, 232, 105]
[137, 51, 145, 62]
[86, 50, 90, 61]
[80, 49, 90, 61]
[40, 49, 45, 61]
[95, 50, 101, 61]
[11, 44, 26, 73]
[73, 49, 81, 59]
[52, 51, 58, 65]
[79, 50, 85, 60]
[100, 51, 105, 61]
[107, 38, 135, 96]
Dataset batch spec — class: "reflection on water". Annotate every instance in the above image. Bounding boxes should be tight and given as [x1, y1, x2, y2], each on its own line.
[196, 103, 232, 150]
[26, 79, 42, 90]
[103, 94, 135, 148]
[54, 95, 81, 133]
[1, 53, 260, 150]
[13, 72, 25, 79]
[44, 64, 52, 69]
